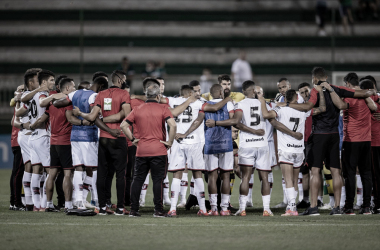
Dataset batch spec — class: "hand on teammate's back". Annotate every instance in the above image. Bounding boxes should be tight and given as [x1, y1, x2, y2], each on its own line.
[292, 132, 303, 140]
[52, 93, 67, 100]
[205, 119, 215, 128]
[175, 133, 186, 140]
[72, 106, 80, 116]
[253, 129, 265, 136]
[160, 140, 172, 149]
[109, 129, 121, 138]
[132, 139, 140, 147]
[276, 102, 286, 107]
[188, 94, 197, 103]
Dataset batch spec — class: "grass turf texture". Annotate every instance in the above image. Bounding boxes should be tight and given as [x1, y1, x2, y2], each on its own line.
[1, 168, 379, 250]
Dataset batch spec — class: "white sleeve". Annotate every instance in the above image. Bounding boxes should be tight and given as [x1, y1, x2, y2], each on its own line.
[227, 101, 235, 112]
[273, 106, 281, 119]
[166, 97, 175, 108]
[297, 93, 304, 104]
[88, 93, 98, 105]
[68, 91, 76, 102]
[266, 103, 272, 111]
[231, 60, 239, 73]
[305, 109, 312, 118]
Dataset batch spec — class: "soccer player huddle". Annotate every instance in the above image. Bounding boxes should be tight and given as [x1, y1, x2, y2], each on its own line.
[8, 66, 380, 217]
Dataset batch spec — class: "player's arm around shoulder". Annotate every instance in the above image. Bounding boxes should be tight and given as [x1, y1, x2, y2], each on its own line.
[312, 85, 327, 115]
[259, 96, 276, 119]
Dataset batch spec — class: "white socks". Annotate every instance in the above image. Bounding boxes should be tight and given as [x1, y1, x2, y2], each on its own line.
[65, 201, 73, 209]
[180, 173, 188, 202]
[163, 173, 170, 203]
[298, 172, 303, 202]
[221, 194, 230, 211]
[140, 173, 150, 202]
[83, 176, 92, 202]
[262, 195, 271, 211]
[31, 173, 42, 208]
[209, 194, 218, 211]
[239, 195, 248, 211]
[194, 178, 206, 212]
[92, 170, 98, 206]
[329, 195, 335, 207]
[73, 171, 84, 207]
[356, 174, 363, 206]
[40, 173, 47, 209]
[285, 187, 296, 210]
[282, 176, 288, 204]
[170, 178, 181, 211]
[23, 172, 33, 205]
[340, 186, 346, 207]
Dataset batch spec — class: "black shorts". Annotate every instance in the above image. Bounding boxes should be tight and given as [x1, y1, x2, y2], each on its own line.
[50, 145, 73, 170]
[300, 140, 313, 174]
[309, 133, 340, 170]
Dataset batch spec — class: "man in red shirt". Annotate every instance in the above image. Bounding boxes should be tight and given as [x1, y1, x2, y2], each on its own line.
[360, 78, 380, 213]
[121, 79, 176, 217]
[75, 70, 131, 215]
[323, 73, 378, 215]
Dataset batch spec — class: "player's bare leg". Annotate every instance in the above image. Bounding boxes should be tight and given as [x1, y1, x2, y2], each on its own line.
[192, 170, 208, 216]
[281, 163, 298, 216]
[23, 162, 33, 210]
[207, 169, 219, 215]
[178, 167, 188, 208]
[168, 170, 183, 217]
[258, 170, 273, 216]
[219, 170, 231, 215]
[73, 166, 85, 208]
[235, 166, 252, 216]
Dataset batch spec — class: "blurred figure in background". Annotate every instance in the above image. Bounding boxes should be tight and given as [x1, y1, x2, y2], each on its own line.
[316, 0, 328, 36]
[339, 0, 354, 35]
[200, 68, 214, 95]
[358, 0, 379, 20]
[231, 50, 253, 93]
[142, 60, 165, 79]
[118, 56, 135, 88]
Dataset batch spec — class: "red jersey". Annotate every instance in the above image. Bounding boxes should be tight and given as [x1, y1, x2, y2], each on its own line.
[304, 109, 313, 142]
[11, 108, 20, 147]
[343, 96, 378, 142]
[371, 102, 380, 147]
[126, 99, 145, 147]
[46, 103, 73, 145]
[125, 100, 173, 157]
[94, 86, 131, 139]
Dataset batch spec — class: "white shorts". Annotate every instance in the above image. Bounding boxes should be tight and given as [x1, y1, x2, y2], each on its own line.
[18, 133, 31, 164]
[238, 146, 271, 171]
[71, 141, 98, 167]
[278, 149, 304, 168]
[29, 136, 50, 167]
[204, 151, 233, 172]
[268, 140, 277, 168]
[169, 142, 205, 171]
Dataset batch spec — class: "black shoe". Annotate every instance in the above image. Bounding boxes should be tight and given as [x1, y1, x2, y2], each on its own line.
[54, 204, 64, 211]
[97, 207, 108, 215]
[317, 200, 323, 208]
[373, 207, 380, 214]
[342, 207, 356, 215]
[153, 210, 168, 218]
[115, 208, 129, 216]
[129, 210, 141, 217]
[359, 207, 372, 215]
[45, 207, 60, 212]
[228, 203, 238, 213]
[296, 200, 311, 209]
[185, 194, 198, 210]
[13, 205, 26, 211]
[9, 205, 14, 210]
[300, 206, 320, 216]
[330, 206, 342, 215]
[205, 200, 211, 210]
[25, 205, 34, 211]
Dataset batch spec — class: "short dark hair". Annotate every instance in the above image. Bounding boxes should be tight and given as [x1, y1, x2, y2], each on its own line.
[189, 80, 200, 87]
[156, 77, 164, 81]
[93, 76, 108, 90]
[217, 74, 231, 84]
[242, 80, 255, 91]
[38, 69, 55, 85]
[142, 77, 160, 91]
[278, 77, 288, 83]
[59, 78, 74, 90]
[55, 75, 68, 86]
[111, 70, 126, 84]
[360, 79, 375, 90]
[285, 89, 297, 102]
[311, 67, 327, 79]
[23, 68, 41, 90]
[78, 81, 90, 90]
[92, 71, 108, 81]
[298, 82, 311, 90]
[344, 72, 359, 86]
[210, 84, 222, 97]
[360, 75, 377, 89]
[180, 85, 193, 96]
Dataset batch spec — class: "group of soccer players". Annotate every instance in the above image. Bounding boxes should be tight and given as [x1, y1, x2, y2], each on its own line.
[8, 66, 380, 217]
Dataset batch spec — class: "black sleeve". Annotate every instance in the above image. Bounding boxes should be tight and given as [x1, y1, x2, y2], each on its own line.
[164, 116, 171, 121]
[126, 119, 133, 125]
[331, 85, 355, 98]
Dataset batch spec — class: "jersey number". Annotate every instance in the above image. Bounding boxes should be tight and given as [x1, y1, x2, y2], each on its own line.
[250, 106, 260, 126]
[174, 105, 193, 123]
[289, 117, 300, 132]
[30, 99, 38, 118]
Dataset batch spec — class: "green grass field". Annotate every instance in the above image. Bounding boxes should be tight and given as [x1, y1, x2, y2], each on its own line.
[1, 168, 379, 250]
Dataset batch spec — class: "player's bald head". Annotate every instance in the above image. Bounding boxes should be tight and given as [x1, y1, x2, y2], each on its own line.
[210, 84, 223, 99]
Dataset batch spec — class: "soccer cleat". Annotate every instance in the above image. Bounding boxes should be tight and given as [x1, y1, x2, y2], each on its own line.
[319, 203, 332, 210]
[139, 199, 145, 207]
[129, 210, 141, 217]
[246, 201, 253, 207]
[330, 207, 343, 215]
[154, 210, 168, 217]
[234, 209, 246, 216]
[185, 194, 198, 210]
[76, 201, 86, 209]
[26, 205, 34, 211]
[353, 204, 361, 210]
[208, 210, 219, 216]
[94, 207, 107, 215]
[342, 208, 356, 215]
[167, 210, 177, 217]
[33, 206, 40, 211]
[13, 205, 26, 211]
[373, 207, 380, 214]
[197, 210, 209, 216]
[115, 208, 130, 215]
[220, 210, 231, 216]
[164, 199, 171, 206]
[263, 210, 274, 216]
[228, 204, 238, 214]
[45, 207, 60, 212]
[177, 200, 186, 208]
[296, 200, 311, 209]
[317, 200, 324, 208]
[273, 202, 287, 208]
[9, 205, 14, 210]
[359, 207, 372, 215]
[84, 201, 95, 209]
[281, 209, 298, 216]
[105, 207, 115, 215]
[300, 206, 320, 216]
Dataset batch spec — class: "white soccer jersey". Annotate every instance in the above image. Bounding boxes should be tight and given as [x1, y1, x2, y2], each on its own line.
[29, 91, 50, 141]
[273, 106, 311, 153]
[235, 98, 267, 148]
[168, 97, 204, 144]
[265, 102, 275, 142]
[19, 91, 32, 135]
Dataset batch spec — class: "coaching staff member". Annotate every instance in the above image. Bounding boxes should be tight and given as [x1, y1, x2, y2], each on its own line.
[121, 79, 176, 217]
